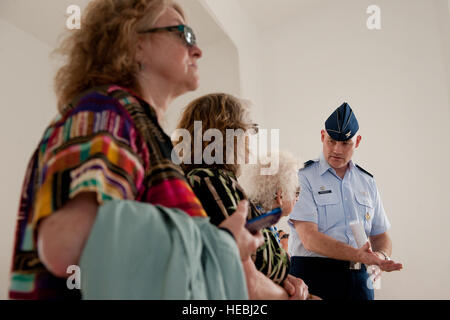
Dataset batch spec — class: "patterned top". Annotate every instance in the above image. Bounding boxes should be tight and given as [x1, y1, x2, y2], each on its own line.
[186, 168, 290, 285]
[9, 85, 206, 300]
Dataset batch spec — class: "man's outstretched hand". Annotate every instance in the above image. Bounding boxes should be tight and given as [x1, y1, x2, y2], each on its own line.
[357, 242, 403, 272]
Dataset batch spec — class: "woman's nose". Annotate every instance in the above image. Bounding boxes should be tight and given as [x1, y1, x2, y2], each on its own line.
[190, 44, 202, 59]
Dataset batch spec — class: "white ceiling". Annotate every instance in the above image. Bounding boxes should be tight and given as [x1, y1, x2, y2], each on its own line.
[238, 0, 326, 31]
[0, 0, 90, 48]
[0, 0, 329, 50]
[0, 0, 228, 49]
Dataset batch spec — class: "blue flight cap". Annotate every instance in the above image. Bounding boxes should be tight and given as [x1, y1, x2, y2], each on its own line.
[325, 102, 359, 141]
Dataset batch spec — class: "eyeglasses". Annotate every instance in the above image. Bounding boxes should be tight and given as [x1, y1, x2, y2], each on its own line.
[280, 234, 289, 240]
[274, 188, 300, 200]
[138, 24, 196, 47]
[249, 123, 259, 134]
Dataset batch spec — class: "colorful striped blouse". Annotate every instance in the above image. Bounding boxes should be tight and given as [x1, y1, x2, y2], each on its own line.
[186, 168, 290, 285]
[9, 85, 206, 300]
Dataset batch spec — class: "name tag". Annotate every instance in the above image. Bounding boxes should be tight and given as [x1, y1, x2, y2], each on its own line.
[318, 190, 332, 195]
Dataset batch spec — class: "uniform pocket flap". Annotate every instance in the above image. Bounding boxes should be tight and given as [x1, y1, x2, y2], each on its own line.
[313, 188, 339, 206]
[355, 192, 374, 208]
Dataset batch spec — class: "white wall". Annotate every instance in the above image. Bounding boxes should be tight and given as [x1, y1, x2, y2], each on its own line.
[200, 0, 265, 126]
[436, 0, 450, 103]
[0, 18, 58, 300]
[261, 0, 450, 299]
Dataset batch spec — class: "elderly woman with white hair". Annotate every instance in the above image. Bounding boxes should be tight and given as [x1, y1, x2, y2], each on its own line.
[239, 151, 301, 221]
[239, 151, 322, 300]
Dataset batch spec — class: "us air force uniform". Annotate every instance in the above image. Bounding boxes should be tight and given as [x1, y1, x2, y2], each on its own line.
[288, 103, 391, 300]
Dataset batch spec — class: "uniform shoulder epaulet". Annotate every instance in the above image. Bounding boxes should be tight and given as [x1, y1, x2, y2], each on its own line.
[356, 164, 373, 178]
[303, 160, 315, 168]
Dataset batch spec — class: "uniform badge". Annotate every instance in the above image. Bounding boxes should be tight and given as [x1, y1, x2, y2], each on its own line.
[318, 186, 332, 195]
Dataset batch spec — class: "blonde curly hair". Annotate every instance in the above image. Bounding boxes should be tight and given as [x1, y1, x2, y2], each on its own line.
[239, 151, 300, 211]
[175, 93, 255, 174]
[54, 0, 183, 111]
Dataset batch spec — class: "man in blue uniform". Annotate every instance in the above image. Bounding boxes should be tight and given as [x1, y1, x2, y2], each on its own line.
[288, 102, 403, 300]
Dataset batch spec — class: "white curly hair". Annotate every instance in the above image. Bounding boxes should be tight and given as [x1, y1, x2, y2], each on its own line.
[238, 150, 300, 211]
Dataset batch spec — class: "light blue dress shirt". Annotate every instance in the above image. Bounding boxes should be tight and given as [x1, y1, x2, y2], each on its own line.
[288, 153, 391, 258]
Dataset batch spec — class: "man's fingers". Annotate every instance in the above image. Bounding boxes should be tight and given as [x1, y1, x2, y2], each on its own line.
[385, 263, 403, 272]
[362, 242, 370, 250]
[380, 260, 403, 272]
[392, 262, 403, 269]
[368, 254, 383, 266]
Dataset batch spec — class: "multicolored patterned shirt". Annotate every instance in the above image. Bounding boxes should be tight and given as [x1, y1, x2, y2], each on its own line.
[186, 168, 290, 285]
[9, 85, 206, 300]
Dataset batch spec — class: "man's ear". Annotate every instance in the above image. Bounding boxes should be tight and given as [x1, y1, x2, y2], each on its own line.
[321, 130, 326, 143]
[355, 135, 362, 148]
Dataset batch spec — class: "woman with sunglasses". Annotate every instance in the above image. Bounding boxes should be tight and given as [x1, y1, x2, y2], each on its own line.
[9, 0, 262, 300]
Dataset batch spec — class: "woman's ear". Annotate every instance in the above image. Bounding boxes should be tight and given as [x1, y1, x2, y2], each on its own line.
[135, 36, 146, 67]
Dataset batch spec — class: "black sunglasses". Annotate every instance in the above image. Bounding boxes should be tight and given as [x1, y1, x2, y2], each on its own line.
[138, 24, 196, 47]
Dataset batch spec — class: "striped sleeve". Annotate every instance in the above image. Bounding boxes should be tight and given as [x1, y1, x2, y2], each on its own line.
[253, 228, 290, 285]
[32, 92, 145, 228]
[187, 169, 242, 226]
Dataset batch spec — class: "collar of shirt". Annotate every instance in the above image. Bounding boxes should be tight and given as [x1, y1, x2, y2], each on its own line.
[318, 153, 356, 178]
